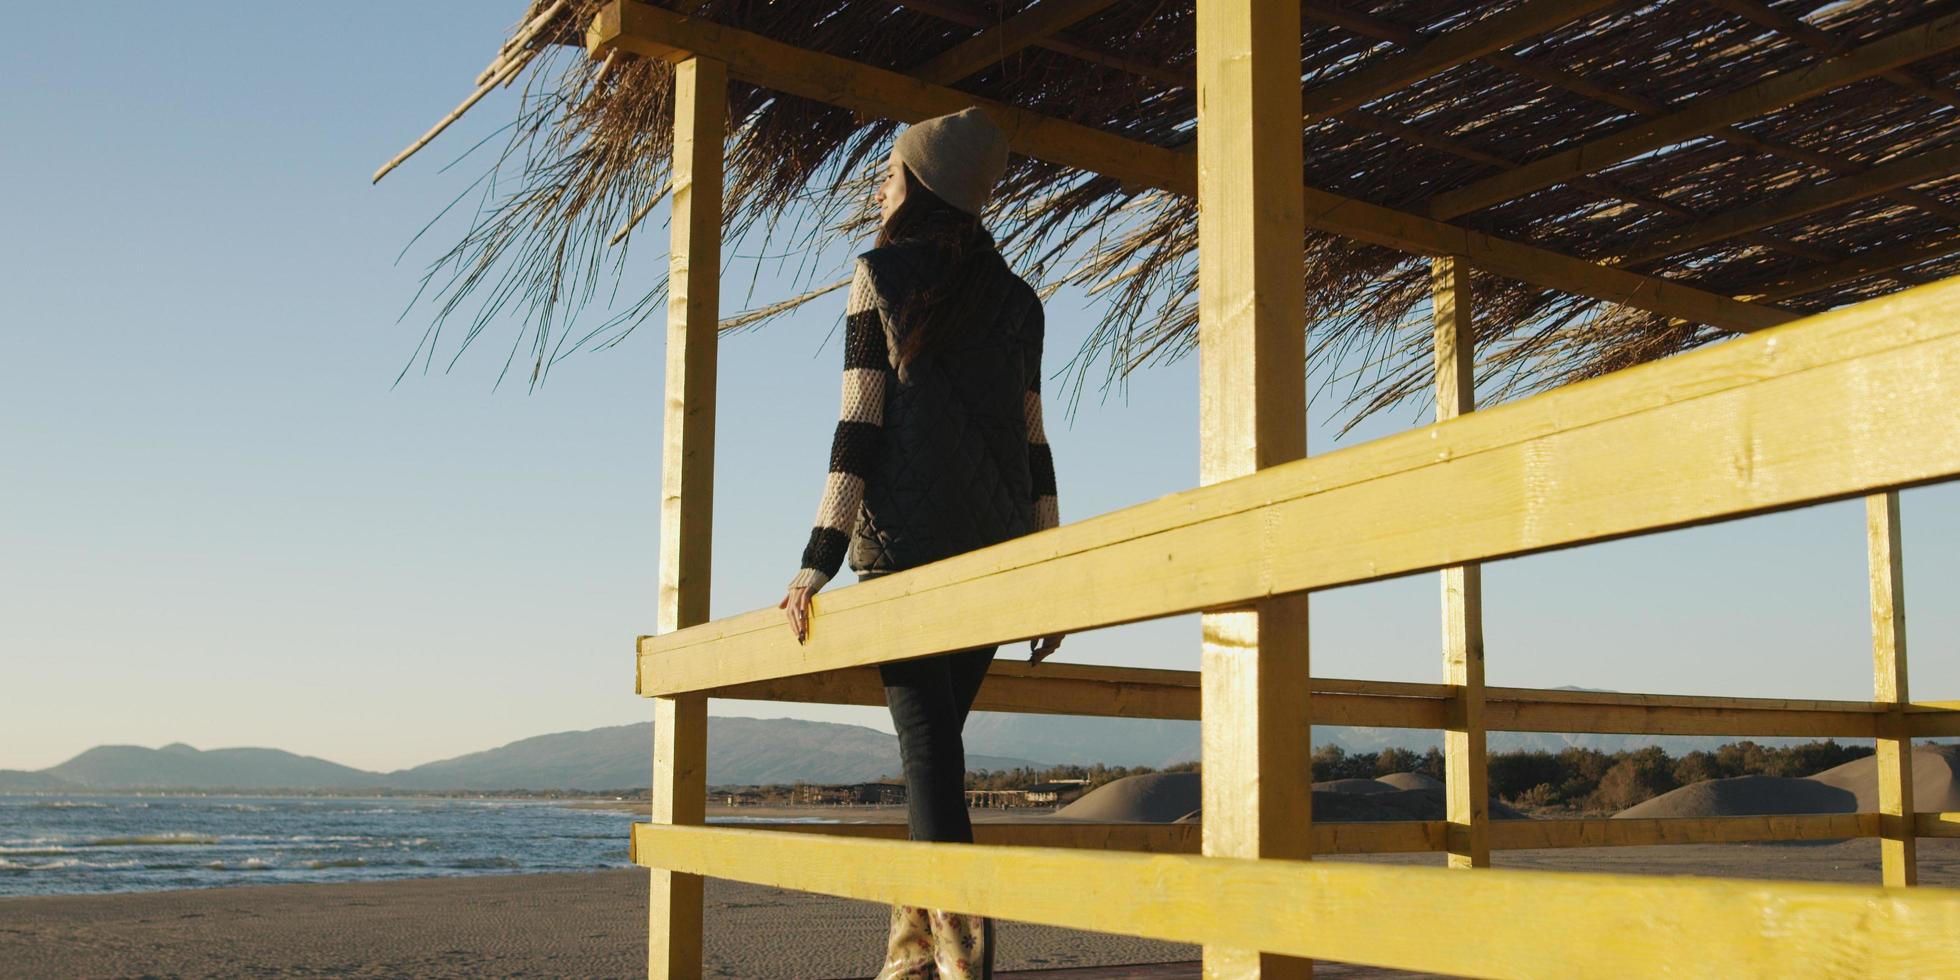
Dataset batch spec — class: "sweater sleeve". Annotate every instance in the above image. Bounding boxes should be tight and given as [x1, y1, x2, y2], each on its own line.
[790, 261, 887, 591]
[1025, 303, 1059, 532]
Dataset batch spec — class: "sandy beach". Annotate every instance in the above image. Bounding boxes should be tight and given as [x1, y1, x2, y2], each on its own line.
[4, 837, 1953, 978]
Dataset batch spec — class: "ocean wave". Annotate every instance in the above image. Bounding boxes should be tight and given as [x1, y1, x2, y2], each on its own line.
[204, 858, 274, 871]
[84, 834, 219, 848]
[304, 858, 368, 870]
[0, 858, 141, 871]
[28, 801, 109, 810]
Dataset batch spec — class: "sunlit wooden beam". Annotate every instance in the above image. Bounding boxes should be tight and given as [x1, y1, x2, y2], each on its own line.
[640, 275, 1960, 697]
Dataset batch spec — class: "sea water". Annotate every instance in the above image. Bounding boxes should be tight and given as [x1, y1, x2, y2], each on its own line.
[0, 795, 649, 897]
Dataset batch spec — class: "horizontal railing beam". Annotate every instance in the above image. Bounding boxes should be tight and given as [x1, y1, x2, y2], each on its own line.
[1918, 813, 1960, 839]
[716, 813, 1883, 853]
[1488, 813, 1877, 849]
[713, 665, 1888, 735]
[629, 824, 1960, 975]
[1485, 700, 1880, 738]
[643, 276, 1960, 696]
[728, 819, 1444, 854]
[1909, 701, 1960, 737]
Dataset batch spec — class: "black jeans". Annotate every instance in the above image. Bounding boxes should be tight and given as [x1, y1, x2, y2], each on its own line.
[879, 644, 997, 843]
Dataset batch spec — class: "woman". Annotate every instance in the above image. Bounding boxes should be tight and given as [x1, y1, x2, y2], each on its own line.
[778, 107, 1062, 980]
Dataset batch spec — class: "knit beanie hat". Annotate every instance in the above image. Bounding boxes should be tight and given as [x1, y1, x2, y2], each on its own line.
[893, 107, 1009, 217]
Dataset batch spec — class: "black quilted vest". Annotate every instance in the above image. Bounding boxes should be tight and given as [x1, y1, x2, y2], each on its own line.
[849, 241, 1041, 576]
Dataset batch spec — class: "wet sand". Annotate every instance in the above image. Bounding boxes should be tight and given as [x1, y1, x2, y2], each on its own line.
[2, 839, 1953, 978]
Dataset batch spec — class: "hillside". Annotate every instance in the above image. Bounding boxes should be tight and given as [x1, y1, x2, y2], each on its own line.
[44, 743, 385, 790]
[9, 719, 1047, 793]
[391, 717, 1044, 789]
[0, 769, 75, 791]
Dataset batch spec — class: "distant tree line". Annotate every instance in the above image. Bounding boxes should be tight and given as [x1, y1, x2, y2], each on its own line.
[1480, 740, 1873, 811]
[964, 741, 1875, 813]
[967, 760, 1199, 792]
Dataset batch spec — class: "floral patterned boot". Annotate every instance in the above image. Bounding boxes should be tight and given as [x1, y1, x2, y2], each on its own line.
[874, 904, 938, 979]
[927, 909, 993, 980]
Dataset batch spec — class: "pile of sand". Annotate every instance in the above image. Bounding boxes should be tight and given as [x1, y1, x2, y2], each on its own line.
[1810, 743, 1960, 811]
[1615, 775, 1855, 819]
[1616, 745, 1960, 819]
[1055, 772, 1202, 823]
[1055, 771, 1522, 824]
[1374, 771, 1444, 791]
[1314, 778, 1396, 795]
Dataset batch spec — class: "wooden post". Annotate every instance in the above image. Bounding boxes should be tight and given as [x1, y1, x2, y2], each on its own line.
[1867, 490, 1916, 886]
[1195, 1, 1310, 977]
[650, 55, 725, 979]
[1432, 256, 1490, 869]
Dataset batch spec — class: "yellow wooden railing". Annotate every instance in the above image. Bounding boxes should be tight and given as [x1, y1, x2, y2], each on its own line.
[630, 272, 1960, 975]
[607, 1, 1960, 975]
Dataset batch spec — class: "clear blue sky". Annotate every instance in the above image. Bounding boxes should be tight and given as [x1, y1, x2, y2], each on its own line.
[3, 2, 1954, 773]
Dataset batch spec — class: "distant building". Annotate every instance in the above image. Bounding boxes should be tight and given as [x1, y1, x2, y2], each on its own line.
[1023, 780, 1090, 805]
[790, 781, 906, 806]
[965, 789, 1027, 808]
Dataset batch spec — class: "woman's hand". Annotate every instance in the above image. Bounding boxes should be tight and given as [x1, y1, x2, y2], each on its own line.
[1028, 634, 1065, 667]
[779, 585, 816, 644]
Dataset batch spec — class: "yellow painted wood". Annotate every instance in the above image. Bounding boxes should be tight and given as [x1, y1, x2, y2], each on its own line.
[1488, 813, 1880, 850]
[1301, 0, 1619, 121]
[1433, 256, 1489, 870]
[629, 824, 1960, 977]
[733, 819, 1451, 855]
[1429, 10, 1960, 219]
[583, 0, 1794, 333]
[640, 275, 1960, 698]
[1909, 701, 1960, 738]
[710, 660, 1206, 719]
[1487, 687, 1884, 713]
[732, 813, 1891, 854]
[1868, 490, 1917, 887]
[1917, 813, 1960, 839]
[647, 54, 724, 980]
[1195, 1, 1310, 973]
[648, 695, 705, 979]
[751, 821, 1200, 850]
[1485, 699, 1881, 738]
[913, 0, 1119, 85]
[708, 663, 1889, 740]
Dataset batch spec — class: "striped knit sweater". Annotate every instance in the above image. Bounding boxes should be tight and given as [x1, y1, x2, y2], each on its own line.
[790, 259, 1058, 592]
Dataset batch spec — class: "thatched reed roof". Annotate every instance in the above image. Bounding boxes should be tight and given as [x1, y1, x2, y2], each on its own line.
[387, 0, 1960, 428]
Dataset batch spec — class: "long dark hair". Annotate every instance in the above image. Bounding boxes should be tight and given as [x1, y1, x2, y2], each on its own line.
[876, 165, 1002, 369]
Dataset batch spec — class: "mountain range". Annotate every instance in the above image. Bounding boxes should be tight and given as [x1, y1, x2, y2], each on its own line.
[0, 707, 1840, 794]
[0, 717, 1045, 793]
